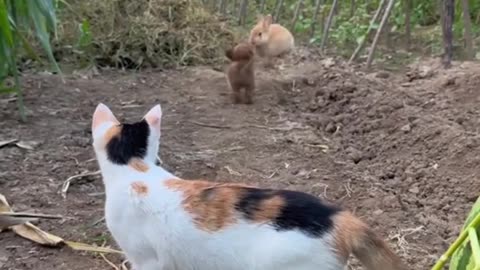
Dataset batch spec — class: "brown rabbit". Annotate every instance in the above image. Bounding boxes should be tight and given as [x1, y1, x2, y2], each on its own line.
[249, 14, 294, 66]
[225, 42, 255, 104]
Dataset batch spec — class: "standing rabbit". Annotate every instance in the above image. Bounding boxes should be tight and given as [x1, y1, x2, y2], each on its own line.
[225, 42, 255, 104]
[249, 14, 294, 67]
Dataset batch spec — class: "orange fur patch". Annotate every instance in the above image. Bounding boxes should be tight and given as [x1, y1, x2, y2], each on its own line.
[252, 195, 285, 223]
[129, 158, 149, 172]
[331, 211, 366, 262]
[165, 179, 252, 232]
[103, 125, 121, 143]
[332, 211, 405, 270]
[131, 181, 149, 196]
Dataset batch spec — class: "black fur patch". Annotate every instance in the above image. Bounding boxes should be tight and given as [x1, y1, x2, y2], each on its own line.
[235, 188, 340, 237]
[106, 120, 150, 165]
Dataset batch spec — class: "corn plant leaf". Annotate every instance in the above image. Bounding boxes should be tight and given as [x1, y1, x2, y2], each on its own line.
[0, 0, 13, 46]
[449, 196, 480, 270]
[0, 193, 122, 253]
[35, 0, 57, 35]
[27, 0, 61, 75]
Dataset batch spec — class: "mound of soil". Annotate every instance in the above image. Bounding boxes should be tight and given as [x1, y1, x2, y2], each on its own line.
[0, 53, 479, 269]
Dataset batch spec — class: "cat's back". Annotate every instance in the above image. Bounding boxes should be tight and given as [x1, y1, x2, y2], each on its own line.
[145, 180, 344, 270]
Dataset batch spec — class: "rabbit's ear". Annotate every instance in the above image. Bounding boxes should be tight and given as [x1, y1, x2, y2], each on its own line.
[263, 14, 273, 28]
[256, 14, 264, 23]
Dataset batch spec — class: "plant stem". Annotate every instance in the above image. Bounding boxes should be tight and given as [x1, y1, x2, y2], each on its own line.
[431, 213, 480, 270]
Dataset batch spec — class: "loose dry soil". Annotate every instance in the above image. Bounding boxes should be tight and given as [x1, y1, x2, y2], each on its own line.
[1, 49, 480, 270]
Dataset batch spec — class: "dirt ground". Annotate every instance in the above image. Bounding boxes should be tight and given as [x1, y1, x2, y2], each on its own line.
[1, 49, 480, 270]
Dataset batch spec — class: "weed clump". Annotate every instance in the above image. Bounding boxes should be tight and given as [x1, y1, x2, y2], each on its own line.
[58, 0, 236, 68]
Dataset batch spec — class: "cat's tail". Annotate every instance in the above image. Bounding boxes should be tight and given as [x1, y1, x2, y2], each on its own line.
[332, 211, 407, 270]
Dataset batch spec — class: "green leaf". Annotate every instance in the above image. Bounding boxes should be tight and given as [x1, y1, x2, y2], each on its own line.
[356, 36, 365, 45]
[0, 0, 14, 46]
[35, 0, 57, 38]
[77, 19, 92, 49]
[0, 87, 16, 94]
[449, 196, 480, 270]
[27, 0, 62, 76]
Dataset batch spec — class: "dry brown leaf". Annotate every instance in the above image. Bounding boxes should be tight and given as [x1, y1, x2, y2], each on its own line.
[0, 139, 18, 148]
[65, 241, 123, 254]
[0, 194, 13, 232]
[11, 222, 64, 246]
[0, 215, 38, 229]
[0, 193, 122, 254]
[15, 140, 40, 150]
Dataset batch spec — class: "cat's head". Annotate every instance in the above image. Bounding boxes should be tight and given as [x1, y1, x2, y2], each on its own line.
[91, 103, 162, 166]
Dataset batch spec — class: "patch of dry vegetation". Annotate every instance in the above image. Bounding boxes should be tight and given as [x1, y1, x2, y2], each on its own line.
[57, 0, 237, 68]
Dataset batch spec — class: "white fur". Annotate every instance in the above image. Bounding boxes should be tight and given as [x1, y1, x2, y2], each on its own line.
[97, 162, 343, 270]
[92, 104, 345, 270]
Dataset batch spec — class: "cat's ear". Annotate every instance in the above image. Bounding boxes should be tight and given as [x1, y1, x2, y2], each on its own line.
[143, 104, 162, 135]
[92, 103, 119, 133]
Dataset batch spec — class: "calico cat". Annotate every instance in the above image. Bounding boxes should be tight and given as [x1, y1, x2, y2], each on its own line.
[91, 103, 406, 270]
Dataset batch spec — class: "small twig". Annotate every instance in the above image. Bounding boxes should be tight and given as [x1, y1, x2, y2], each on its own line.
[121, 260, 129, 270]
[87, 192, 105, 197]
[100, 254, 120, 270]
[91, 217, 106, 227]
[189, 121, 307, 131]
[61, 170, 101, 199]
[0, 212, 63, 220]
[156, 154, 164, 165]
[306, 143, 329, 152]
[224, 166, 242, 176]
[188, 121, 232, 129]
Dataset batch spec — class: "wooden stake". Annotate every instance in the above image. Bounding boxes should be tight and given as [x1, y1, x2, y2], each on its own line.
[350, 0, 355, 17]
[238, 0, 249, 25]
[320, 0, 339, 51]
[349, 0, 386, 63]
[441, 0, 454, 68]
[259, 0, 266, 14]
[461, 0, 474, 60]
[310, 0, 323, 40]
[366, 0, 395, 69]
[219, 0, 227, 16]
[273, 0, 284, 22]
[404, 0, 412, 50]
[291, 0, 304, 31]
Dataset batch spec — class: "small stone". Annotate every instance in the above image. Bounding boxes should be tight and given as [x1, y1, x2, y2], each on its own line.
[400, 124, 411, 133]
[373, 209, 384, 215]
[325, 122, 336, 133]
[409, 186, 420, 194]
[375, 71, 390, 79]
